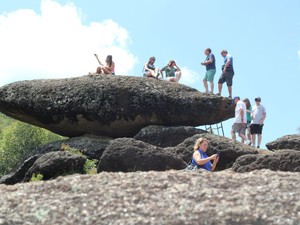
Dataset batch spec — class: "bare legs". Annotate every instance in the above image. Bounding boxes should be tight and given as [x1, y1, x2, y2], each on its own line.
[175, 71, 181, 82]
[218, 83, 232, 97]
[203, 80, 214, 93]
[167, 71, 181, 83]
[252, 134, 262, 148]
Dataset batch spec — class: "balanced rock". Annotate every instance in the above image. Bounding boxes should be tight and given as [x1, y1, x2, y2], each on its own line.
[0, 75, 234, 137]
[232, 150, 300, 172]
[97, 138, 186, 172]
[166, 133, 258, 170]
[266, 134, 300, 151]
[133, 125, 207, 147]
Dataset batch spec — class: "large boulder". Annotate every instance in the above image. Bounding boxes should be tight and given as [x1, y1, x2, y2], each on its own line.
[266, 134, 300, 151]
[97, 138, 186, 172]
[0, 75, 234, 137]
[133, 125, 207, 147]
[36, 135, 112, 160]
[23, 151, 86, 182]
[232, 150, 300, 172]
[166, 133, 258, 170]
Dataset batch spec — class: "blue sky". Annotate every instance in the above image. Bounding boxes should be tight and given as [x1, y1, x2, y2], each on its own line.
[0, 0, 300, 148]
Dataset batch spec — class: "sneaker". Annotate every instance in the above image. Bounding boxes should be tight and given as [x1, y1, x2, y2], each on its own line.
[216, 93, 221, 96]
[257, 146, 260, 148]
[228, 95, 232, 99]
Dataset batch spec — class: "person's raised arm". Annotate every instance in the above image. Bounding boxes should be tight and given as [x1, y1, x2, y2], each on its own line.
[174, 62, 181, 71]
[193, 151, 218, 166]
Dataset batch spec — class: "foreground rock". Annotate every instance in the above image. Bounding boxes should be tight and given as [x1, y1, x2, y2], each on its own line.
[0, 170, 299, 225]
[166, 133, 258, 170]
[232, 150, 300, 172]
[133, 125, 207, 147]
[0, 75, 234, 137]
[98, 138, 186, 172]
[266, 134, 300, 151]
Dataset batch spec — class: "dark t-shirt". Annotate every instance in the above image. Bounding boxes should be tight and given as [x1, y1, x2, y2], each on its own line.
[205, 53, 216, 71]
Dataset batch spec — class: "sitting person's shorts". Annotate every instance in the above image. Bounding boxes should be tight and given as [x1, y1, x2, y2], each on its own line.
[232, 123, 246, 135]
[218, 69, 234, 86]
[166, 75, 175, 81]
[250, 124, 264, 134]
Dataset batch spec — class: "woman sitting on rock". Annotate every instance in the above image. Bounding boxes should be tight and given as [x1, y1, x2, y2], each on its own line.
[160, 60, 181, 83]
[143, 56, 160, 79]
[95, 55, 115, 75]
[190, 137, 219, 171]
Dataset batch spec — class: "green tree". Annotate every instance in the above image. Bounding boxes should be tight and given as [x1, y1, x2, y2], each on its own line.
[0, 120, 64, 176]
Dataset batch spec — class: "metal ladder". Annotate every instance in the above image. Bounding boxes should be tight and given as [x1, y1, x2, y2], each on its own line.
[204, 122, 224, 136]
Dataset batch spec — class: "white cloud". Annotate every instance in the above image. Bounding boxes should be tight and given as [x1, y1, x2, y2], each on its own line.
[179, 67, 201, 88]
[0, 0, 137, 86]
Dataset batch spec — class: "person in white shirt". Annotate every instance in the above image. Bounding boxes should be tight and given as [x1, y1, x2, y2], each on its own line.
[250, 97, 266, 148]
[231, 96, 251, 145]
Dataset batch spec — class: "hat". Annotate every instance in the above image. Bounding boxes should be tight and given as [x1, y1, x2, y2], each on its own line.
[255, 97, 261, 102]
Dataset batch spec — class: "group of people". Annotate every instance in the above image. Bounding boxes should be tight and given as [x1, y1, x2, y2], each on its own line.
[201, 48, 234, 98]
[90, 54, 182, 84]
[232, 96, 266, 148]
[143, 57, 182, 83]
[188, 48, 267, 172]
[92, 52, 266, 173]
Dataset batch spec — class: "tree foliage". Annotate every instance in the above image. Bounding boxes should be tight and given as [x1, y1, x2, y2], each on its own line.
[0, 114, 64, 176]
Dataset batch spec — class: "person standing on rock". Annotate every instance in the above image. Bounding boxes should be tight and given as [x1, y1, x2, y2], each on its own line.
[250, 97, 266, 148]
[217, 50, 234, 98]
[95, 55, 115, 75]
[143, 56, 160, 79]
[160, 60, 182, 83]
[201, 48, 216, 94]
[243, 98, 252, 143]
[232, 96, 252, 145]
[190, 137, 219, 171]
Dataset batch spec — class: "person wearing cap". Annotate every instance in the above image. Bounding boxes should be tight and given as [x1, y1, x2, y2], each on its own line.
[160, 60, 182, 83]
[231, 96, 252, 145]
[143, 56, 160, 79]
[201, 48, 216, 94]
[217, 50, 234, 98]
[250, 97, 266, 148]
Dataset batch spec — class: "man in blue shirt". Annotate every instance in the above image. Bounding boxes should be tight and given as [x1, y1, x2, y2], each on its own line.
[201, 48, 216, 94]
[217, 50, 234, 98]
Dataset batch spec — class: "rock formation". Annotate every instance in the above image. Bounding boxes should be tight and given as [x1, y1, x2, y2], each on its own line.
[0, 75, 234, 137]
[97, 138, 186, 172]
[266, 134, 300, 151]
[133, 125, 207, 147]
[232, 150, 300, 172]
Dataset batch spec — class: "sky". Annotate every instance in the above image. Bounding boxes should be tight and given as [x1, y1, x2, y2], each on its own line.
[0, 0, 299, 148]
